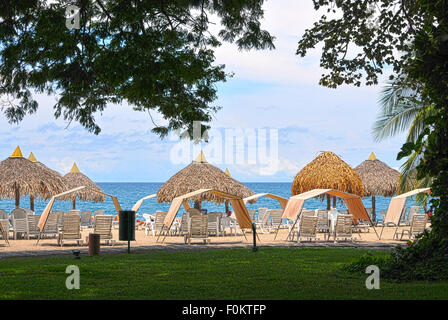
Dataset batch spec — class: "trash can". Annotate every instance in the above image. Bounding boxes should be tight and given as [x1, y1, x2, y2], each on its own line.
[119, 210, 135, 241]
[88, 233, 100, 256]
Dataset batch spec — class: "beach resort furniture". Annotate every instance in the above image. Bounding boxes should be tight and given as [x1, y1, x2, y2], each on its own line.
[316, 210, 330, 238]
[24, 208, 34, 215]
[394, 214, 427, 241]
[331, 214, 355, 243]
[0, 219, 9, 243]
[256, 208, 268, 223]
[57, 215, 83, 246]
[91, 215, 115, 245]
[292, 215, 319, 243]
[207, 212, 222, 236]
[40, 213, 59, 239]
[12, 208, 28, 239]
[50, 210, 64, 228]
[80, 211, 93, 228]
[27, 214, 41, 238]
[405, 206, 421, 226]
[94, 210, 105, 217]
[247, 209, 256, 222]
[255, 209, 271, 233]
[184, 213, 210, 245]
[0, 209, 8, 219]
[143, 214, 155, 236]
[270, 209, 284, 232]
[67, 209, 81, 215]
[150, 211, 168, 236]
[221, 214, 238, 236]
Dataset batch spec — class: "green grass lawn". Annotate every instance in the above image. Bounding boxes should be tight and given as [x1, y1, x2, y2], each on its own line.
[0, 247, 447, 299]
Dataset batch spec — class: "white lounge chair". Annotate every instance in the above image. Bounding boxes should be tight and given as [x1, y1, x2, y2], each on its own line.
[207, 212, 222, 236]
[80, 211, 92, 228]
[256, 209, 271, 233]
[40, 213, 59, 239]
[292, 215, 319, 243]
[270, 209, 284, 232]
[0, 219, 9, 245]
[184, 214, 210, 244]
[27, 214, 40, 239]
[91, 215, 115, 245]
[394, 214, 427, 240]
[150, 211, 168, 236]
[57, 215, 82, 246]
[331, 214, 355, 243]
[12, 208, 28, 239]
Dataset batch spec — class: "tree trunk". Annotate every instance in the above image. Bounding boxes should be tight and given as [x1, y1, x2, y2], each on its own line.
[194, 200, 201, 210]
[225, 201, 229, 214]
[30, 195, 35, 212]
[72, 198, 76, 210]
[15, 187, 20, 208]
[326, 194, 331, 210]
[333, 196, 336, 208]
[372, 195, 376, 222]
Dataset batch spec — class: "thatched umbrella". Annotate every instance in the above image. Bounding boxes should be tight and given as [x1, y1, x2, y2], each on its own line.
[354, 152, 400, 222]
[157, 152, 255, 208]
[291, 151, 364, 210]
[0, 146, 65, 209]
[62, 162, 105, 209]
[27, 152, 63, 211]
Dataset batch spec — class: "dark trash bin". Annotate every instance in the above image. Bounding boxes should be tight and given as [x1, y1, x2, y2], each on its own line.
[119, 210, 135, 241]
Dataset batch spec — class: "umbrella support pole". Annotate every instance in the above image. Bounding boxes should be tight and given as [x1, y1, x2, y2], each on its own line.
[371, 224, 380, 240]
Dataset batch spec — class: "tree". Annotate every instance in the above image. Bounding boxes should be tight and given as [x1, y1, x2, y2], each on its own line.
[297, 0, 448, 280]
[0, 0, 274, 137]
[373, 79, 434, 208]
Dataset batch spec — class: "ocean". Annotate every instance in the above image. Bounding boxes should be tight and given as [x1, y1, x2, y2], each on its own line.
[1, 182, 420, 221]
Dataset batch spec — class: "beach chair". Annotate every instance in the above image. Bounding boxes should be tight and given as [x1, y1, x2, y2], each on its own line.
[270, 209, 284, 232]
[40, 213, 59, 239]
[80, 211, 92, 228]
[0, 209, 8, 219]
[91, 215, 115, 245]
[57, 215, 83, 246]
[177, 213, 189, 236]
[0, 221, 9, 246]
[27, 214, 41, 239]
[66, 210, 80, 216]
[394, 214, 427, 241]
[12, 208, 28, 239]
[50, 210, 65, 228]
[316, 210, 330, 239]
[255, 208, 271, 233]
[184, 214, 210, 245]
[143, 213, 155, 236]
[207, 212, 222, 236]
[256, 208, 268, 224]
[247, 209, 256, 222]
[150, 211, 168, 236]
[292, 216, 319, 243]
[0, 219, 10, 244]
[221, 214, 238, 236]
[94, 210, 105, 217]
[331, 214, 355, 243]
[405, 206, 421, 226]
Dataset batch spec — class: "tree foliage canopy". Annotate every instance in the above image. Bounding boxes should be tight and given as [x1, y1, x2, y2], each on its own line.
[0, 0, 274, 136]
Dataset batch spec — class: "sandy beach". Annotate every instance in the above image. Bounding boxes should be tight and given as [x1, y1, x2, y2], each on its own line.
[0, 225, 409, 258]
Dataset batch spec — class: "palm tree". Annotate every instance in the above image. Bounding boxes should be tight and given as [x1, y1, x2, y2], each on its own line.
[372, 80, 434, 208]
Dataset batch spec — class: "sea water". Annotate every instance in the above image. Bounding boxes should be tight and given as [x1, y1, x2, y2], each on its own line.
[0, 182, 421, 221]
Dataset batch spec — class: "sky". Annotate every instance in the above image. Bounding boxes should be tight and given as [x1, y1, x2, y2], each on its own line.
[1, 1, 407, 182]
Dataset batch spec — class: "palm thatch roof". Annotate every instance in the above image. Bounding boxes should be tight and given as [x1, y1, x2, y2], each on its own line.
[0, 146, 65, 200]
[157, 152, 255, 204]
[354, 152, 400, 197]
[61, 162, 105, 202]
[291, 151, 364, 196]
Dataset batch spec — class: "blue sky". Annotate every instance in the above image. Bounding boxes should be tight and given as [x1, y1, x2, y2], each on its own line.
[2, 1, 407, 182]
